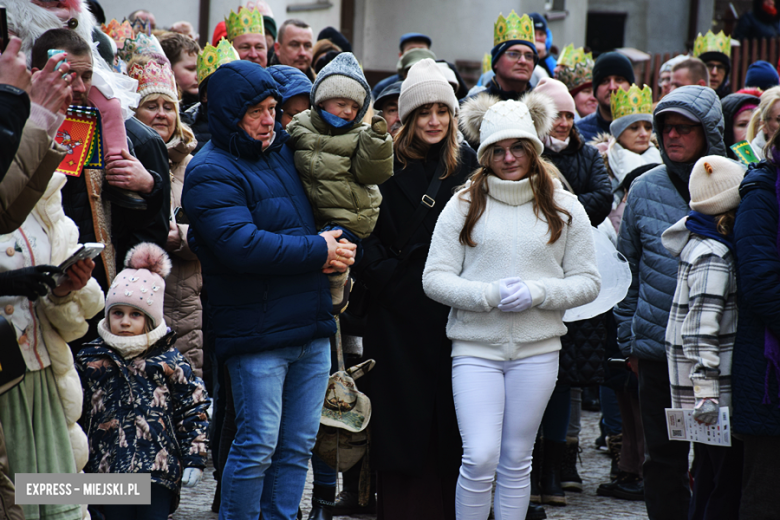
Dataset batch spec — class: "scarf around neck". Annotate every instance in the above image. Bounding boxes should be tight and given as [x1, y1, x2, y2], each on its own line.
[685, 211, 734, 251]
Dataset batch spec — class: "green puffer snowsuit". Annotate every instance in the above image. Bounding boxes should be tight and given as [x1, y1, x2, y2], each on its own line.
[286, 109, 393, 239]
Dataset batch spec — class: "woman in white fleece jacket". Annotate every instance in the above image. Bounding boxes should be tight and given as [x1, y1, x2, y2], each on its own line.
[423, 94, 600, 520]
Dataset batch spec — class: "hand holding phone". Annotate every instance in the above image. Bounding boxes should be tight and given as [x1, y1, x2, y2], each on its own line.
[30, 49, 74, 113]
[55, 243, 104, 286]
[0, 36, 31, 92]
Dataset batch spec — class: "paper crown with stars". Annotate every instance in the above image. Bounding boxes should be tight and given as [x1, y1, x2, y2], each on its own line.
[102, 19, 134, 49]
[197, 38, 240, 85]
[610, 84, 654, 120]
[225, 7, 265, 41]
[128, 59, 178, 101]
[493, 11, 534, 48]
[555, 44, 594, 92]
[117, 33, 166, 64]
[693, 30, 731, 59]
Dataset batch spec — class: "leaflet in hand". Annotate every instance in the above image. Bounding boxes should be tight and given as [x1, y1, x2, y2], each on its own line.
[665, 407, 731, 447]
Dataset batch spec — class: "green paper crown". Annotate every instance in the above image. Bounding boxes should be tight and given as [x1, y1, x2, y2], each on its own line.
[225, 7, 265, 41]
[555, 44, 595, 91]
[610, 84, 654, 120]
[482, 53, 492, 74]
[494, 11, 534, 47]
[197, 38, 240, 85]
[693, 30, 731, 58]
[557, 44, 593, 69]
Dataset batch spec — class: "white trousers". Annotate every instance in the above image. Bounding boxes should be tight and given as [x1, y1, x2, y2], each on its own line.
[452, 352, 559, 520]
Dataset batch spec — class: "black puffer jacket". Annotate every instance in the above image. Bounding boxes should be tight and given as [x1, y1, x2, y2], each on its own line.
[182, 102, 210, 156]
[543, 127, 612, 225]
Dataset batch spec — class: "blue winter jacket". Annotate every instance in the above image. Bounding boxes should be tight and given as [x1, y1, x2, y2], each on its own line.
[267, 65, 313, 106]
[575, 110, 611, 143]
[614, 86, 726, 361]
[732, 161, 780, 436]
[182, 61, 336, 362]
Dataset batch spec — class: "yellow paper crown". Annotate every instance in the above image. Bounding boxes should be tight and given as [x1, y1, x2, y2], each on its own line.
[198, 38, 240, 85]
[610, 84, 654, 120]
[225, 7, 265, 41]
[693, 30, 731, 58]
[102, 19, 134, 49]
[494, 11, 534, 48]
[482, 53, 492, 74]
[557, 44, 593, 69]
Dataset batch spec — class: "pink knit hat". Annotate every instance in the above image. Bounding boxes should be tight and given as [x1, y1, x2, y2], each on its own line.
[533, 77, 577, 116]
[106, 243, 171, 329]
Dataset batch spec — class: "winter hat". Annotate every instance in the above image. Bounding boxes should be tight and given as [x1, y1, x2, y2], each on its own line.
[398, 58, 459, 124]
[473, 91, 556, 161]
[397, 48, 437, 78]
[373, 80, 402, 110]
[688, 155, 745, 215]
[268, 65, 312, 105]
[311, 52, 370, 118]
[529, 12, 548, 32]
[106, 243, 172, 329]
[399, 32, 431, 51]
[745, 60, 780, 90]
[264, 16, 277, 41]
[533, 78, 576, 116]
[318, 26, 352, 53]
[592, 52, 635, 91]
[436, 62, 459, 90]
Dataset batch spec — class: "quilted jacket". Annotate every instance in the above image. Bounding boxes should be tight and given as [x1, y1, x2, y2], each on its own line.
[614, 86, 726, 361]
[182, 61, 336, 362]
[76, 327, 209, 492]
[732, 161, 780, 435]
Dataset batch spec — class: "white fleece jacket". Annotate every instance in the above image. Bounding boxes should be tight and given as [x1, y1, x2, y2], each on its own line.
[423, 175, 600, 361]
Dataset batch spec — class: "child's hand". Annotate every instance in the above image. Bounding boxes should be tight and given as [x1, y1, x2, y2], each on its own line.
[181, 467, 203, 488]
[371, 114, 388, 136]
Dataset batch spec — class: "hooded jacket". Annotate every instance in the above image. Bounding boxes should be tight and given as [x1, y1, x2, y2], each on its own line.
[182, 61, 336, 362]
[721, 93, 761, 157]
[614, 86, 726, 360]
[285, 53, 393, 239]
[267, 65, 313, 107]
[732, 161, 780, 435]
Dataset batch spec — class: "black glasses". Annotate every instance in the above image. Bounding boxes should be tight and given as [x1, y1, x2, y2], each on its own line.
[504, 50, 536, 63]
[491, 143, 527, 161]
[662, 123, 701, 135]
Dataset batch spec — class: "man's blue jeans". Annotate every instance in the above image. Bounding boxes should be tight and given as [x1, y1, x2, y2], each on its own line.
[219, 338, 330, 520]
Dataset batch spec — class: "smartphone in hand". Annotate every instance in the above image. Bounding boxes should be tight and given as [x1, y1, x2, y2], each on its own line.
[55, 243, 105, 286]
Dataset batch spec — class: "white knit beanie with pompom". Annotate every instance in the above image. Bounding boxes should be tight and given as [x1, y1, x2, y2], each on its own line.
[106, 243, 172, 328]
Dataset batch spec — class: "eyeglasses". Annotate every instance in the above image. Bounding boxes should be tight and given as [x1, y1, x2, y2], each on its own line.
[503, 50, 536, 63]
[491, 142, 527, 161]
[706, 62, 727, 73]
[662, 123, 701, 135]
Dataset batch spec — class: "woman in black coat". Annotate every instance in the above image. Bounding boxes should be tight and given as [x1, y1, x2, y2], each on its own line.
[354, 59, 478, 520]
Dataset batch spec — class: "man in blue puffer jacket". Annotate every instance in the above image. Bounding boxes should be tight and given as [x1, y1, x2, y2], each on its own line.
[614, 85, 726, 520]
[182, 60, 355, 520]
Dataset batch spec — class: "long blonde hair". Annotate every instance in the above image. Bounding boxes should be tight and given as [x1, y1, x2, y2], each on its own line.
[458, 139, 572, 247]
[746, 86, 780, 145]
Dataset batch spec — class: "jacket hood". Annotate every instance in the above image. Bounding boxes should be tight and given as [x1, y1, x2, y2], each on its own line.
[722, 93, 761, 147]
[653, 85, 725, 185]
[661, 216, 692, 257]
[267, 65, 313, 106]
[310, 52, 371, 124]
[207, 60, 285, 158]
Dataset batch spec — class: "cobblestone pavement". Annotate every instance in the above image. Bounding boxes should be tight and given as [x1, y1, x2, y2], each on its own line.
[174, 409, 649, 519]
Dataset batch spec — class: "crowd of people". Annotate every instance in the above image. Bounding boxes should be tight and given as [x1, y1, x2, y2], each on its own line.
[1, 1, 780, 520]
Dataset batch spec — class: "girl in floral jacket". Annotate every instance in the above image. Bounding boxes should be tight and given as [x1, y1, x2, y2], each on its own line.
[76, 243, 209, 519]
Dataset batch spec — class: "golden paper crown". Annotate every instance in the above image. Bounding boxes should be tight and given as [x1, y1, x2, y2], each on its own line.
[225, 7, 265, 41]
[494, 11, 534, 48]
[610, 84, 654, 120]
[482, 53, 492, 74]
[117, 33, 165, 63]
[197, 38, 240, 85]
[128, 60, 178, 101]
[557, 44, 593, 69]
[102, 19, 134, 48]
[693, 30, 731, 58]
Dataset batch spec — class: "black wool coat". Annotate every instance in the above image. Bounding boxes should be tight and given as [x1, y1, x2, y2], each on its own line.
[354, 140, 478, 475]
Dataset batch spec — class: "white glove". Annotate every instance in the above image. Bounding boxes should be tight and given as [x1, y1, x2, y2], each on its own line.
[692, 398, 720, 425]
[181, 467, 203, 488]
[497, 278, 533, 313]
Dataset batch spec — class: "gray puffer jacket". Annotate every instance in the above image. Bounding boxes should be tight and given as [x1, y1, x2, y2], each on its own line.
[614, 86, 726, 361]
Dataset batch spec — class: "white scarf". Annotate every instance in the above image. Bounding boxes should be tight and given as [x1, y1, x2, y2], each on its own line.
[97, 319, 169, 359]
[607, 140, 663, 183]
[544, 135, 570, 153]
[751, 132, 767, 160]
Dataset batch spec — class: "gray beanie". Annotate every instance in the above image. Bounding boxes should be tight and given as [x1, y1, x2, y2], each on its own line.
[398, 58, 458, 124]
[311, 52, 371, 122]
[610, 113, 653, 139]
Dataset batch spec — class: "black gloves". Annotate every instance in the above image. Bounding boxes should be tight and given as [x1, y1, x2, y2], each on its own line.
[0, 265, 61, 300]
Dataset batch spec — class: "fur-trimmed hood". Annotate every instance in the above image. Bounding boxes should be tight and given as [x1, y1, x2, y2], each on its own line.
[5, 0, 96, 61]
[458, 90, 557, 155]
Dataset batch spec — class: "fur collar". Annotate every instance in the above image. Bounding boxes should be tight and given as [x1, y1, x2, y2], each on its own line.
[97, 319, 170, 359]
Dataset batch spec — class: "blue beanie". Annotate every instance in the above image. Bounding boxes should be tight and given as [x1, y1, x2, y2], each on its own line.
[491, 40, 538, 71]
[745, 60, 780, 90]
